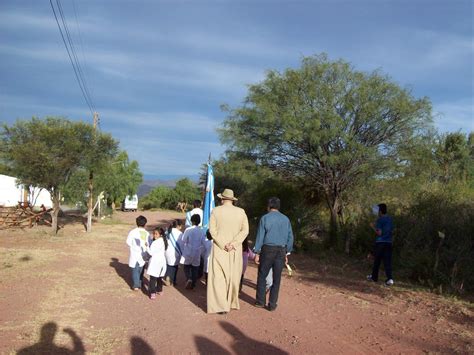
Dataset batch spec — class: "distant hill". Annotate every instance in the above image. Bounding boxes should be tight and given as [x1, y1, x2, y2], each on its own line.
[137, 175, 200, 198]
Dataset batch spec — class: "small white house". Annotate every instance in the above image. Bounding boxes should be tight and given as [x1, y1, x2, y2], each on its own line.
[0, 174, 53, 208]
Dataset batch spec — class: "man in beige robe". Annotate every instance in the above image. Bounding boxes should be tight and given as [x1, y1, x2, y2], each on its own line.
[207, 189, 249, 314]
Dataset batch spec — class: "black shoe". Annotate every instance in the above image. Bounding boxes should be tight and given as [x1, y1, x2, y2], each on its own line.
[267, 304, 277, 311]
[217, 311, 228, 315]
[254, 302, 265, 308]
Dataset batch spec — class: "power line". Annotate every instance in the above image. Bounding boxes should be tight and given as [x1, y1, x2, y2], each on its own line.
[49, 0, 95, 116]
[72, 0, 95, 104]
[56, 0, 95, 111]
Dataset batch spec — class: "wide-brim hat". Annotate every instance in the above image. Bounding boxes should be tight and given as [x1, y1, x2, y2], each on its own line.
[217, 188, 238, 201]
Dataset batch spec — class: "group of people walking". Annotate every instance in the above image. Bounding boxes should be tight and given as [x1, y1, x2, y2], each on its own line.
[126, 188, 295, 313]
[126, 188, 394, 314]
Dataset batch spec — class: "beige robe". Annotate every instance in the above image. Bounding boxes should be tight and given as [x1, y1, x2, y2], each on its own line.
[207, 204, 249, 313]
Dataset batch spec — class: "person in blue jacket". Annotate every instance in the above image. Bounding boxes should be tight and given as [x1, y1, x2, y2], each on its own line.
[367, 203, 394, 286]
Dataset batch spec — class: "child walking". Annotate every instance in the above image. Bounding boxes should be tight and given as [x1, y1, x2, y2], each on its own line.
[164, 220, 183, 286]
[147, 227, 168, 299]
[241, 238, 273, 293]
[126, 215, 149, 291]
[181, 214, 206, 289]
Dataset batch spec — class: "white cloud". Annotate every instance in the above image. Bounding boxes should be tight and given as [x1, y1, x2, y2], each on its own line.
[433, 99, 474, 133]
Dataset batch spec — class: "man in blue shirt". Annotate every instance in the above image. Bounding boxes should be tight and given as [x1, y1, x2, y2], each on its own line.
[254, 197, 294, 311]
[367, 203, 394, 286]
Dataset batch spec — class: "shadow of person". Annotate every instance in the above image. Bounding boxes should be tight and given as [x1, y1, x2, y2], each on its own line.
[242, 278, 257, 290]
[194, 336, 232, 355]
[109, 257, 132, 288]
[172, 268, 207, 313]
[17, 322, 85, 355]
[220, 321, 289, 355]
[130, 336, 155, 355]
[238, 290, 257, 307]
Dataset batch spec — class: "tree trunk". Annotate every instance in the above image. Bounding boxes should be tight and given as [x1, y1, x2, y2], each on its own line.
[86, 172, 93, 232]
[111, 201, 116, 213]
[344, 230, 351, 254]
[51, 189, 60, 235]
[327, 197, 339, 247]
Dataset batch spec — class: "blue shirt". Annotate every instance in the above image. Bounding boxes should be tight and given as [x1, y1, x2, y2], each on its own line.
[375, 215, 393, 243]
[254, 210, 294, 254]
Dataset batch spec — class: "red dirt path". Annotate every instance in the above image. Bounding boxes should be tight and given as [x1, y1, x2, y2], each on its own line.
[0, 210, 472, 354]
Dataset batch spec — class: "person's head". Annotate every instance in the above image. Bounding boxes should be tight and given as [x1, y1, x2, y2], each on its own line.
[153, 227, 165, 239]
[191, 213, 201, 226]
[154, 227, 168, 249]
[136, 215, 147, 227]
[268, 197, 281, 211]
[242, 237, 249, 252]
[217, 188, 238, 205]
[193, 200, 202, 209]
[206, 229, 213, 240]
[168, 219, 183, 233]
[378, 203, 387, 216]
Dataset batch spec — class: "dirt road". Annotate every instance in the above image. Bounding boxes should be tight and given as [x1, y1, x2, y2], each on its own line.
[0, 210, 472, 354]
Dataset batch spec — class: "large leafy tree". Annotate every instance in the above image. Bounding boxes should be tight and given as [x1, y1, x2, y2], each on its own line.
[1, 117, 118, 233]
[220, 54, 432, 244]
[63, 150, 143, 211]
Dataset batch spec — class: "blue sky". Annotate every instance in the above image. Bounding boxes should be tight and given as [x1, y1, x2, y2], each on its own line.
[1, 0, 472, 178]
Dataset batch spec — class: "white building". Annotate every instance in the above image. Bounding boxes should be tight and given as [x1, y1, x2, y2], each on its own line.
[0, 174, 53, 208]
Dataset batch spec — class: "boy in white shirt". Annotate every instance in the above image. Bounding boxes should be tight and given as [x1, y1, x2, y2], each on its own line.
[126, 215, 149, 291]
[181, 214, 207, 289]
[185, 200, 203, 227]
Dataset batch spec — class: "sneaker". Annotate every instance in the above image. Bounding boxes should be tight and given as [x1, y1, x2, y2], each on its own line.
[366, 275, 377, 282]
[385, 279, 394, 286]
[150, 293, 156, 300]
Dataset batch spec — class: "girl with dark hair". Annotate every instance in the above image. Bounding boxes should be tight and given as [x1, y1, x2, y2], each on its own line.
[146, 227, 168, 299]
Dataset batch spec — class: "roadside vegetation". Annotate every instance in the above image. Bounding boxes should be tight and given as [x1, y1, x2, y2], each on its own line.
[212, 54, 473, 295]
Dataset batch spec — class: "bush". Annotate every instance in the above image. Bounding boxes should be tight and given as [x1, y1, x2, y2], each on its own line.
[346, 186, 474, 293]
[395, 190, 474, 293]
[139, 179, 201, 210]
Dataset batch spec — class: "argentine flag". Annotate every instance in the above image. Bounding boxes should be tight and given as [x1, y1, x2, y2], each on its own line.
[202, 163, 215, 231]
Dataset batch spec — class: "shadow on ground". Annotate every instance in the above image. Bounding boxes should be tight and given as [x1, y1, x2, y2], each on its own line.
[195, 321, 289, 354]
[17, 322, 84, 355]
[130, 336, 154, 355]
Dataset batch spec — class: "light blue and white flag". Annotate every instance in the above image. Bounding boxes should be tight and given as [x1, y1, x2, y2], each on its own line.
[202, 163, 215, 231]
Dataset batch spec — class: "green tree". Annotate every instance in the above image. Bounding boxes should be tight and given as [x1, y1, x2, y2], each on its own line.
[434, 132, 472, 183]
[220, 54, 432, 245]
[1, 117, 118, 233]
[63, 151, 143, 212]
[173, 178, 201, 206]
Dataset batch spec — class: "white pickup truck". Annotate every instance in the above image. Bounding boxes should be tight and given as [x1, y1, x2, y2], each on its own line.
[122, 194, 138, 212]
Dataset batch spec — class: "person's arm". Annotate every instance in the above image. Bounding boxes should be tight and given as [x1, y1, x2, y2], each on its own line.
[126, 232, 142, 252]
[286, 219, 294, 254]
[230, 211, 249, 249]
[253, 216, 265, 254]
[370, 220, 382, 236]
[209, 212, 226, 250]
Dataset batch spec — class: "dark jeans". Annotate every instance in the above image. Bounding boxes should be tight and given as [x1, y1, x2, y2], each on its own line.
[149, 276, 163, 294]
[256, 245, 286, 308]
[184, 264, 199, 287]
[371, 242, 393, 281]
[165, 264, 179, 285]
[131, 262, 143, 289]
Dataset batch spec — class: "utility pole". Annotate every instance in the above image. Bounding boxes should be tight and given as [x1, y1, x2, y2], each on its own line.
[86, 112, 99, 232]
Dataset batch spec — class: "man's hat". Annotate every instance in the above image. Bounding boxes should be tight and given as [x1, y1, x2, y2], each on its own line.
[217, 188, 238, 201]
